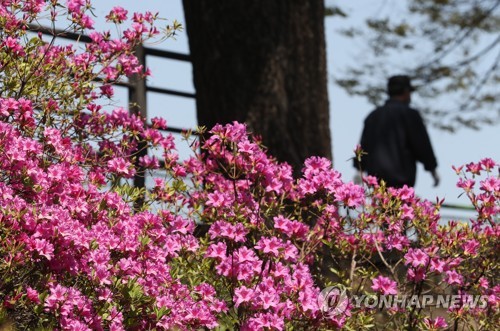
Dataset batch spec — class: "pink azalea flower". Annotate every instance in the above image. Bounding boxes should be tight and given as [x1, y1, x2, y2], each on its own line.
[422, 316, 448, 330]
[234, 286, 254, 307]
[205, 242, 227, 260]
[255, 237, 282, 257]
[462, 239, 480, 256]
[478, 277, 489, 289]
[465, 161, 483, 175]
[371, 276, 398, 295]
[26, 287, 40, 304]
[31, 238, 55, 261]
[404, 248, 429, 268]
[259, 289, 279, 310]
[397, 185, 414, 201]
[480, 157, 496, 171]
[107, 157, 135, 177]
[206, 192, 227, 208]
[151, 117, 167, 129]
[430, 258, 447, 273]
[445, 270, 463, 286]
[106, 6, 128, 23]
[407, 267, 427, 282]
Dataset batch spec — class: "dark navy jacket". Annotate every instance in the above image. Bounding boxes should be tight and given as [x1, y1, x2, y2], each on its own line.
[355, 99, 437, 187]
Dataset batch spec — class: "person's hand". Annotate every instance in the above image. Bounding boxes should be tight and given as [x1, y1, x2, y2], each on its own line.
[431, 170, 440, 187]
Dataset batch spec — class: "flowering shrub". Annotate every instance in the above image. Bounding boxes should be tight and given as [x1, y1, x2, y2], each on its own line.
[188, 125, 499, 330]
[0, 1, 498, 330]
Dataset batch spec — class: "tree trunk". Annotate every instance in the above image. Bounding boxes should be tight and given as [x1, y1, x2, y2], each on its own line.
[182, 0, 332, 174]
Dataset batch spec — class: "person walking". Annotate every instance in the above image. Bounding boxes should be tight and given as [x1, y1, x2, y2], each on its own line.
[354, 75, 439, 188]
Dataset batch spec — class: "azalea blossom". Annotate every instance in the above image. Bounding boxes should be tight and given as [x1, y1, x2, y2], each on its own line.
[371, 276, 398, 295]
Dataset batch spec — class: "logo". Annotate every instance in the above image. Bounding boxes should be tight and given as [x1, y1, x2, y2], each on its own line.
[317, 287, 489, 314]
[318, 285, 349, 317]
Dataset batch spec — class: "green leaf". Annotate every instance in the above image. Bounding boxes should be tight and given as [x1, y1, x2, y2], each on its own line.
[325, 6, 348, 18]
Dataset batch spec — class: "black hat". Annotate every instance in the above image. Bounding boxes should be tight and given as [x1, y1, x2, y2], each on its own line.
[387, 75, 415, 96]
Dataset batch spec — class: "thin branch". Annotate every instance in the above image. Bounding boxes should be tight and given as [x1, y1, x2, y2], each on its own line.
[458, 48, 500, 112]
[418, 0, 500, 75]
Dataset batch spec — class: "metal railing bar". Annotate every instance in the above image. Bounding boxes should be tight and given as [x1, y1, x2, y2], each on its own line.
[92, 76, 133, 88]
[147, 86, 195, 98]
[440, 203, 476, 211]
[27, 24, 191, 63]
[158, 126, 191, 134]
[27, 23, 93, 43]
[145, 48, 190, 61]
[27, 23, 198, 191]
[151, 125, 199, 136]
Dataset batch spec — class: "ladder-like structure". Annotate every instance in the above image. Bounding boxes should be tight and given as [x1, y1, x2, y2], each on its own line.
[29, 24, 195, 191]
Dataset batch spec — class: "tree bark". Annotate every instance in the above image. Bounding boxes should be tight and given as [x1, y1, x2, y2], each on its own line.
[183, 0, 332, 173]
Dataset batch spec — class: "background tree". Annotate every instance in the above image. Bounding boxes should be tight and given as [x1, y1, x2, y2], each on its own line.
[182, 0, 332, 173]
[335, 0, 500, 132]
